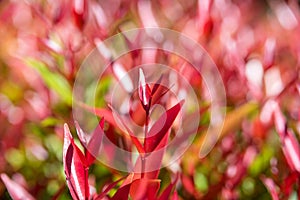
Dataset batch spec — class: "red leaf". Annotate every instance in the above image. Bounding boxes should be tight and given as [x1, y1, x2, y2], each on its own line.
[130, 179, 161, 200]
[86, 118, 105, 166]
[171, 191, 179, 200]
[72, 0, 88, 29]
[109, 104, 145, 154]
[181, 174, 195, 196]
[63, 124, 74, 178]
[261, 176, 279, 200]
[0, 173, 35, 200]
[151, 74, 163, 96]
[158, 174, 179, 200]
[75, 119, 105, 166]
[138, 68, 151, 109]
[94, 176, 127, 200]
[281, 172, 298, 196]
[110, 183, 131, 200]
[74, 121, 87, 147]
[145, 100, 184, 153]
[63, 124, 89, 200]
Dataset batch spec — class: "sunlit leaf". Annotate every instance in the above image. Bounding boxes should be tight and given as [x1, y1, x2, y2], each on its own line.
[145, 100, 184, 152]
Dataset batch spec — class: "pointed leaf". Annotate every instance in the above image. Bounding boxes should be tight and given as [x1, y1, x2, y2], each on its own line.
[94, 176, 127, 200]
[130, 179, 160, 200]
[72, 0, 88, 29]
[110, 183, 131, 200]
[75, 119, 105, 166]
[171, 191, 179, 200]
[86, 118, 105, 166]
[281, 172, 298, 196]
[261, 176, 279, 200]
[63, 124, 74, 177]
[282, 130, 300, 172]
[139, 68, 151, 108]
[108, 104, 145, 154]
[145, 100, 184, 152]
[158, 174, 179, 200]
[151, 74, 163, 96]
[75, 121, 88, 147]
[0, 174, 35, 200]
[63, 124, 89, 200]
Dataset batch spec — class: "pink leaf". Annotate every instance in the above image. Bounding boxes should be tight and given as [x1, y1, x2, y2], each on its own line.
[63, 124, 89, 200]
[75, 119, 105, 166]
[261, 176, 279, 200]
[86, 118, 105, 166]
[282, 130, 300, 172]
[0, 173, 35, 200]
[138, 68, 151, 109]
[109, 104, 145, 154]
[145, 100, 184, 153]
[171, 191, 179, 200]
[74, 121, 88, 147]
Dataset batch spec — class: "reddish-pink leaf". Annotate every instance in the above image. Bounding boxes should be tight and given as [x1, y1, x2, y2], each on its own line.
[72, 0, 88, 29]
[86, 118, 104, 166]
[261, 176, 279, 200]
[139, 68, 151, 109]
[63, 124, 75, 178]
[0, 173, 35, 200]
[75, 121, 87, 147]
[282, 130, 300, 172]
[109, 104, 145, 154]
[272, 102, 286, 139]
[281, 172, 298, 196]
[181, 174, 195, 196]
[171, 191, 179, 200]
[94, 176, 127, 200]
[151, 74, 163, 96]
[145, 100, 184, 153]
[63, 125, 78, 199]
[75, 118, 105, 166]
[130, 179, 160, 200]
[158, 174, 179, 200]
[63, 124, 89, 200]
[139, 130, 170, 179]
[151, 84, 174, 106]
[110, 183, 131, 200]
[263, 38, 276, 69]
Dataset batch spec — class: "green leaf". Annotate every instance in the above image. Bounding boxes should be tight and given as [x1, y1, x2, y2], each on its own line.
[194, 172, 208, 192]
[249, 145, 274, 176]
[26, 58, 72, 105]
[41, 117, 60, 127]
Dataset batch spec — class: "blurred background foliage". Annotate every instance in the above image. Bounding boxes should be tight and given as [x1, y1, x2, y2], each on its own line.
[0, 0, 300, 199]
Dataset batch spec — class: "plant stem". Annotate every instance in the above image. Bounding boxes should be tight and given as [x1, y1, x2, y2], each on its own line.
[141, 109, 150, 178]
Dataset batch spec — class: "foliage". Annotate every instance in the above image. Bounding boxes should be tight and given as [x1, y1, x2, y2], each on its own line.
[0, 0, 300, 199]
